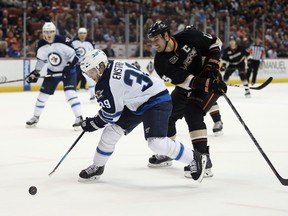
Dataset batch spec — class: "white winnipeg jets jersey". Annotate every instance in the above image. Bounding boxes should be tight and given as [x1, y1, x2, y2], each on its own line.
[36, 35, 76, 72]
[93, 60, 171, 128]
[72, 38, 95, 62]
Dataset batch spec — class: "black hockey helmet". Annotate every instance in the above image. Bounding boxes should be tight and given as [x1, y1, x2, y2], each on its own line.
[147, 21, 170, 38]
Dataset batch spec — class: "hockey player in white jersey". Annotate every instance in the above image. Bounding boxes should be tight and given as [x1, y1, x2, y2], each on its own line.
[78, 49, 211, 183]
[25, 22, 83, 129]
[72, 27, 96, 102]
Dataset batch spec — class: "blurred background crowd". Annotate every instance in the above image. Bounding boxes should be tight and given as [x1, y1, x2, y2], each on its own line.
[0, 0, 287, 58]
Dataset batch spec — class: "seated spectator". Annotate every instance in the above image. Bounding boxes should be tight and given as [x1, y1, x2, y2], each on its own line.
[103, 29, 115, 43]
[0, 42, 7, 57]
[7, 42, 20, 57]
[102, 40, 115, 57]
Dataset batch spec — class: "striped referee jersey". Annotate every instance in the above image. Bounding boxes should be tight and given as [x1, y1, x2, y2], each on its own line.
[248, 44, 265, 60]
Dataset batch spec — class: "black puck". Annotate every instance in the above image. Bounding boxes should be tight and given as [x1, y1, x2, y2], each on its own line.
[29, 186, 37, 195]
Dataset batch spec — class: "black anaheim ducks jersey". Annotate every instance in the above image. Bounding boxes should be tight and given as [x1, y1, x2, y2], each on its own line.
[221, 45, 250, 66]
[154, 29, 222, 86]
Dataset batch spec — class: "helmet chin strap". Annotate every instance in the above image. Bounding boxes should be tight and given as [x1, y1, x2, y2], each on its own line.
[161, 34, 170, 53]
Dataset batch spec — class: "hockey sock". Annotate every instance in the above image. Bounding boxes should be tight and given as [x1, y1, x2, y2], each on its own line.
[64, 90, 82, 117]
[93, 124, 124, 166]
[209, 104, 221, 122]
[33, 92, 50, 117]
[147, 137, 193, 164]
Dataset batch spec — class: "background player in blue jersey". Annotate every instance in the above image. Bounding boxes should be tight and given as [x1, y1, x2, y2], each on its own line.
[76, 49, 226, 183]
[25, 22, 83, 129]
[72, 27, 96, 102]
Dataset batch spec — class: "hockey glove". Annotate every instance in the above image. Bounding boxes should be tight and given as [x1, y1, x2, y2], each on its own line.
[26, 70, 40, 83]
[190, 76, 227, 95]
[203, 62, 219, 77]
[81, 117, 100, 132]
[62, 63, 72, 78]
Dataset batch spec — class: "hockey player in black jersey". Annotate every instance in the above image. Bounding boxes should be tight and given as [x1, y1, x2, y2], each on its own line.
[147, 21, 227, 178]
[221, 36, 251, 97]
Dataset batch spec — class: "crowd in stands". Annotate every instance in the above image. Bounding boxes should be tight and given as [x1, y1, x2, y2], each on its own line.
[0, 0, 287, 58]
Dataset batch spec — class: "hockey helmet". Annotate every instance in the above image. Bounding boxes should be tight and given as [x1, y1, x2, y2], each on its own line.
[147, 21, 170, 38]
[80, 49, 109, 76]
[78, 28, 87, 34]
[42, 22, 56, 43]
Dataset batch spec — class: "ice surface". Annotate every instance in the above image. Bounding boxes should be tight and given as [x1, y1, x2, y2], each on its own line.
[0, 83, 288, 216]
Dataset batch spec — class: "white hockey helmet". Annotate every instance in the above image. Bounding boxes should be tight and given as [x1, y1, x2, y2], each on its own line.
[80, 49, 109, 76]
[78, 27, 87, 34]
[42, 22, 56, 43]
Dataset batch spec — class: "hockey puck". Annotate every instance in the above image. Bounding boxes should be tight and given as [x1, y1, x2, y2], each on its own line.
[29, 186, 37, 195]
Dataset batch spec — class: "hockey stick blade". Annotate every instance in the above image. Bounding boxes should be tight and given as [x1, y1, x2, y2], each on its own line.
[227, 77, 273, 90]
[222, 92, 288, 186]
[49, 131, 85, 176]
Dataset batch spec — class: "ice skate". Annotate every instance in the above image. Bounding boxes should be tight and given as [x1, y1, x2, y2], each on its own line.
[147, 154, 173, 168]
[185, 151, 207, 182]
[26, 116, 39, 128]
[184, 154, 213, 178]
[213, 120, 223, 136]
[89, 95, 96, 103]
[245, 90, 251, 98]
[78, 165, 105, 182]
[73, 116, 83, 130]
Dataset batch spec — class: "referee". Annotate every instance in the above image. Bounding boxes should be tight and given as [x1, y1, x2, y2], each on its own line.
[247, 38, 265, 85]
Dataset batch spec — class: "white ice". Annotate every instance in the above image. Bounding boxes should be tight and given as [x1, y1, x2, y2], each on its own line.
[0, 83, 288, 216]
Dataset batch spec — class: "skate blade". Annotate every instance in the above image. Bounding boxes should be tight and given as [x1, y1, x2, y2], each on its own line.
[78, 175, 101, 183]
[184, 168, 213, 178]
[197, 155, 208, 183]
[147, 161, 173, 168]
[213, 130, 223, 137]
[26, 124, 37, 128]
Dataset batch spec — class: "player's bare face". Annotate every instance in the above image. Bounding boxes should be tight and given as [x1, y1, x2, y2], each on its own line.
[43, 31, 55, 43]
[150, 35, 166, 52]
[85, 68, 100, 82]
[79, 33, 87, 41]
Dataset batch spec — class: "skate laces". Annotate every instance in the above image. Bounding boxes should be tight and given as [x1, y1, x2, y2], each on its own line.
[84, 165, 99, 174]
[28, 116, 39, 123]
[155, 154, 168, 160]
[190, 160, 198, 173]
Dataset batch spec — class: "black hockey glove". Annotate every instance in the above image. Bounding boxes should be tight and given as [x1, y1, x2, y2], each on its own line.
[190, 76, 227, 95]
[26, 70, 40, 83]
[81, 117, 100, 132]
[203, 62, 219, 78]
[62, 63, 72, 78]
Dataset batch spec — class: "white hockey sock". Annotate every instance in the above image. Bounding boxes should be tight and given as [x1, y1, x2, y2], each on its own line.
[93, 124, 124, 166]
[33, 92, 50, 117]
[64, 90, 82, 117]
[147, 137, 193, 164]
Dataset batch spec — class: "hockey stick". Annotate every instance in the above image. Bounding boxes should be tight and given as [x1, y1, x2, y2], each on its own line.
[222, 92, 288, 186]
[227, 77, 273, 90]
[49, 131, 85, 176]
[0, 74, 56, 84]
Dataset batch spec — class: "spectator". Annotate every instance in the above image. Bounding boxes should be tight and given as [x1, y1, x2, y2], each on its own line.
[102, 40, 115, 57]
[0, 42, 7, 57]
[267, 45, 278, 58]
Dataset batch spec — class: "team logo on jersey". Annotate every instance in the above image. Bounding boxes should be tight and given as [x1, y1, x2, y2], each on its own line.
[76, 47, 86, 57]
[146, 61, 154, 74]
[95, 89, 104, 99]
[48, 53, 62, 66]
[183, 47, 197, 70]
[169, 55, 179, 64]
